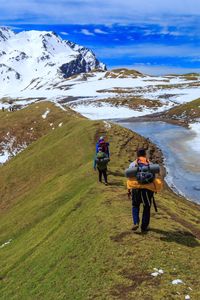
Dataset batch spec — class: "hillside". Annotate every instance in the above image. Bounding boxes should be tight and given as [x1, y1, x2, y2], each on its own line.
[0, 102, 200, 300]
[0, 102, 78, 163]
[157, 98, 200, 125]
[126, 98, 200, 129]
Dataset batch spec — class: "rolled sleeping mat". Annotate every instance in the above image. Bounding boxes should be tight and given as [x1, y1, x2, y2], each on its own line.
[125, 164, 160, 178]
[149, 164, 160, 174]
[125, 167, 138, 178]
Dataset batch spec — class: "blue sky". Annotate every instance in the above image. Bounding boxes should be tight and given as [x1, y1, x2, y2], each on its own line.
[1, 0, 200, 75]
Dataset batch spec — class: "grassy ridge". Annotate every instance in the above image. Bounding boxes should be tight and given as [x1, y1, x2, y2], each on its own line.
[162, 98, 200, 124]
[0, 103, 200, 299]
[0, 101, 79, 156]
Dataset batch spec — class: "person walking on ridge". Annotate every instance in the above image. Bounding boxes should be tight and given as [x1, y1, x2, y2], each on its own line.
[94, 146, 110, 185]
[127, 148, 158, 233]
[96, 136, 110, 158]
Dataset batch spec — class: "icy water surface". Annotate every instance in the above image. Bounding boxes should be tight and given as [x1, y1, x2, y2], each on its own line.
[119, 121, 200, 204]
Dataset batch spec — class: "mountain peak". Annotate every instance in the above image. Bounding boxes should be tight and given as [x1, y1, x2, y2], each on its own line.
[0, 27, 15, 41]
[0, 28, 106, 93]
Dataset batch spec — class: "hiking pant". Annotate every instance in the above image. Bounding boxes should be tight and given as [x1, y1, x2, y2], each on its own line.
[97, 167, 107, 183]
[131, 189, 154, 230]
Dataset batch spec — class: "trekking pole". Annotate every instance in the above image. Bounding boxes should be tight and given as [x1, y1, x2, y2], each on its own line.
[152, 195, 158, 212]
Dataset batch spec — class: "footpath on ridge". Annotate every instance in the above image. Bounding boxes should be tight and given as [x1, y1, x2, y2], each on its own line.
[0, 102, 200, 300]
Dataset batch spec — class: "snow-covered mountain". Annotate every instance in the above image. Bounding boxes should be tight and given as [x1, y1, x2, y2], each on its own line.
[0, 27, 200, 124]
[0, 27, 106, 94]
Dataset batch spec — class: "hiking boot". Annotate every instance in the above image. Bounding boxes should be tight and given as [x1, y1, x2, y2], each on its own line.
[105, 182, 108, 186]
[132, 224, 139, 231]
[141, 227, 149, 234]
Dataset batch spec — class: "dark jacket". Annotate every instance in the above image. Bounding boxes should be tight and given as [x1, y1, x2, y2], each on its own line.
[96, 141, 110, 158]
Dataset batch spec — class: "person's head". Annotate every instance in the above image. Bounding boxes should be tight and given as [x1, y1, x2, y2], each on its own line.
[137, 148, 146, 157]
[99, 136, 104, 142]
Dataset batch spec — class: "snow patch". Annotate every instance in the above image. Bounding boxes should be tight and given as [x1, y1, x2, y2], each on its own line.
[0, 134, 27, 164]
[151, 268, 164, 277]
[172, 279, 183, 285]
[42, 109, 50, 119]
[72, 102, 168, 120]
[0, 150, 10, 164]
[103, 121, 111, 130]
[187, 122, 200, 154]
[0, 239, 12, 249]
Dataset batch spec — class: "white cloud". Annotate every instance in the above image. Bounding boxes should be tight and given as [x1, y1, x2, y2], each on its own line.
[160, 30, 181, 36]
[190, 57, 200, 62]
[127, 36, 135, 41]
[94, 28, 108, 34]
[60, 31, 69, 35]
[143, 26, 184, 37]
[80, 29, 94, 36]
[1, 0, 200, 25]
[95, 44, 200, 58]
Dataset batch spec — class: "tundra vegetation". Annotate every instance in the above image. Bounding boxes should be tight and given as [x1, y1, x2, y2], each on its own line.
[0, 102, 199, 300]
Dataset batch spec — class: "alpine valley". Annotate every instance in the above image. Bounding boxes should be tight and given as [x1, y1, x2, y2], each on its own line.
[1, 28, 200, 170]
[0, 27, 199, 120]
[0, 27, 200, 300]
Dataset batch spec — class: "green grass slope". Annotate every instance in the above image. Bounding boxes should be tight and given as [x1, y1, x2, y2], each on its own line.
[0, 101, 78, 156]
[161, 98, 200, 125]
[0, 103, 200, 300]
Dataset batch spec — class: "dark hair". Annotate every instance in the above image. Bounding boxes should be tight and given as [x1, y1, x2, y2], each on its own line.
[137, 148, 146, 157]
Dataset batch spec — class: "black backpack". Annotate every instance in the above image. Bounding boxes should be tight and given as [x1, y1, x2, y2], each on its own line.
[96, 152, 110, 169]
[136, 159, 155, 184]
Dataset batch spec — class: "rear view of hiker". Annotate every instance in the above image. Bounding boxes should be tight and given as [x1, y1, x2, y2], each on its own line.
[126, 148, 163, 233]
[94, 147, 110, 185]
[96, 136, 110, 158]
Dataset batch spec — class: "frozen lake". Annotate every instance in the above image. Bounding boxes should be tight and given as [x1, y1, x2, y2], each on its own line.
[118, 121, 200, 204]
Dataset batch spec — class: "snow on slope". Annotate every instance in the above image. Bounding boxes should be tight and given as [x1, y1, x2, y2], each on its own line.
[2, 68, 199, 102]
[0, 27, 200, 122]
[72, 101, 171, 120]
[1, 67, 200, 120]
[187, 121, 200, 153]
[0, 27, 106, 95]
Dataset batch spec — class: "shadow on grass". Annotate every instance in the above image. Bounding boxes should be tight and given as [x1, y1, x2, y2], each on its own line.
[107, 181, 124, 187]
[151, 228, 200, 248]
[108, 170, 124, 177]
[110, 231, 132, 242]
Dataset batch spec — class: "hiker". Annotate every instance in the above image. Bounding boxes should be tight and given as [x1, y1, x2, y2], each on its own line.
[96, 136, 110, 158]
[126, 148, 162, 233]
[94, 147, 110, 185]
